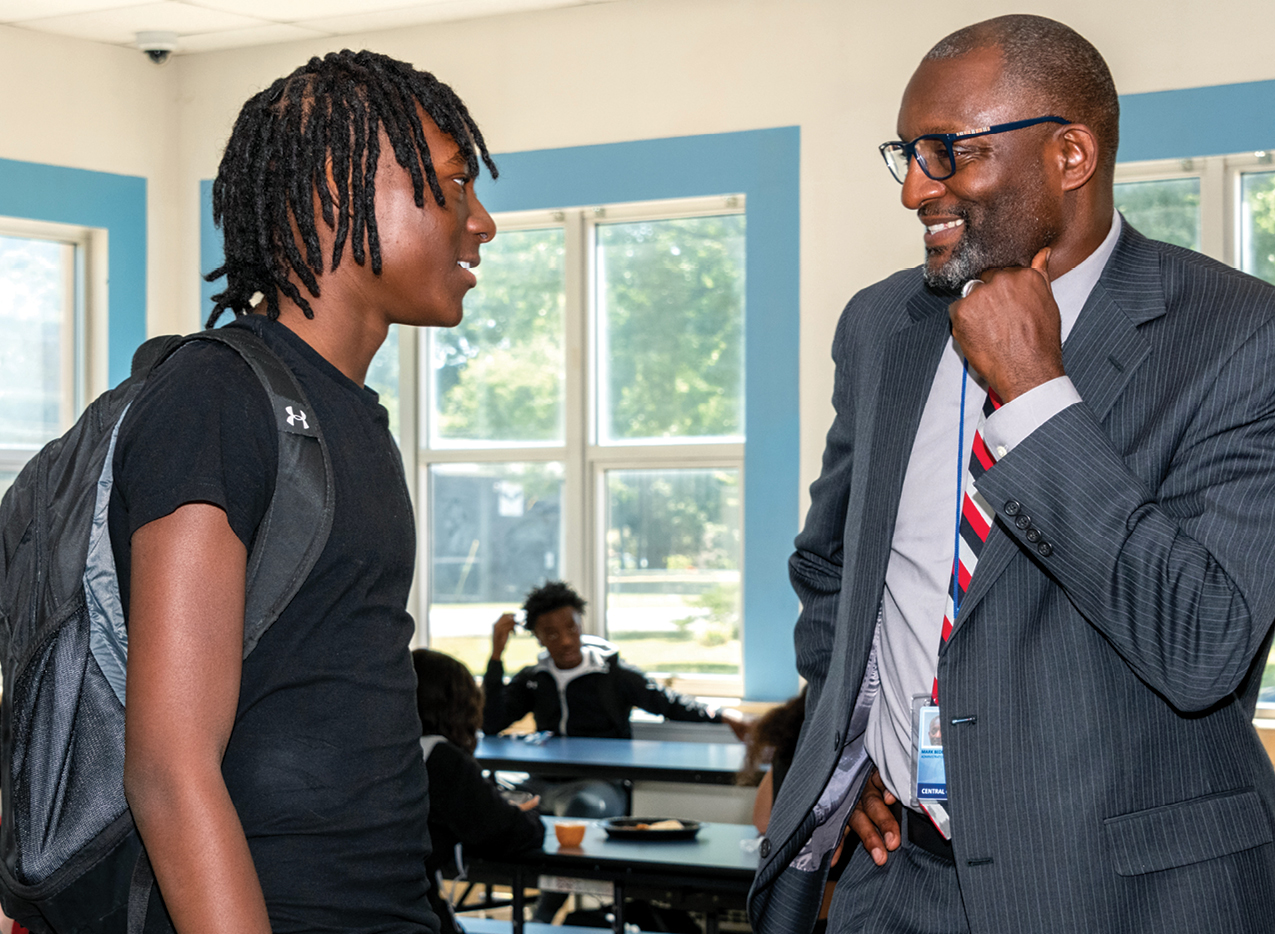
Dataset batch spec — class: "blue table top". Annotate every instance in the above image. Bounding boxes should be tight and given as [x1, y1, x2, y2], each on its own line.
[462, 816, 762, 928]
[474, 734, 747, 784]
[537, 816, 761, 876]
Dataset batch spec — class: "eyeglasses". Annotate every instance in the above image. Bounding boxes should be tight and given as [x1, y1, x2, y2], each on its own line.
[879, 116, 1070, 184]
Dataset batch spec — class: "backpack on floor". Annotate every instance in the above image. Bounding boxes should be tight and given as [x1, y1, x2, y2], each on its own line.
[0, 327, 334, 934]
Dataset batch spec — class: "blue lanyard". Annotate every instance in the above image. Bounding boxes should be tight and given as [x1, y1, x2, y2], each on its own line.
[950, 361, 970, 622]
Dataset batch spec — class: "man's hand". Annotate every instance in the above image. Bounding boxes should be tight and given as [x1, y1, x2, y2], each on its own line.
[847, 766, 900, 866]
[949, 247, 1064, 403]
[516, 794, 541, 812]
[491, 612, 518, 662]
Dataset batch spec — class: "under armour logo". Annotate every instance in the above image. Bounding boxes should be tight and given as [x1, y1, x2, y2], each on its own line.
[285, 406, 309, 429]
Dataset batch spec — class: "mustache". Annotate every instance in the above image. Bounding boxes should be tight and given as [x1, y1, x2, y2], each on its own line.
[918, 204, 971, 223]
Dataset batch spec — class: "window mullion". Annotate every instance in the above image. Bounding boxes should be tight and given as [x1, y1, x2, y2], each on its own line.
[1200, 156, 1228, 263]
[398, 325, 424, 646]
[59, 243, 77, 431]
[561, 209, 591, 629]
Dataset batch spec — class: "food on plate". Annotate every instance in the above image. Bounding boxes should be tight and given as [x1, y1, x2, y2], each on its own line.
[632, 819, 684, 831]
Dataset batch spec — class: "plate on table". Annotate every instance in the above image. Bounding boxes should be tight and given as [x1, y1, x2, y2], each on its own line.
[602, 817, 702, 841]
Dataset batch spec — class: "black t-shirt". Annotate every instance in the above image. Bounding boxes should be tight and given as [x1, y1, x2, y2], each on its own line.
[109, 316, 435, 934]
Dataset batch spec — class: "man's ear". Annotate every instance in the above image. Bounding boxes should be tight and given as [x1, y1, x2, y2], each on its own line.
[1055, 123, 1100, 193]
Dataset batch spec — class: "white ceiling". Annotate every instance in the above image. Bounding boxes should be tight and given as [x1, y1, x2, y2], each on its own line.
[0, 0, 617, 54]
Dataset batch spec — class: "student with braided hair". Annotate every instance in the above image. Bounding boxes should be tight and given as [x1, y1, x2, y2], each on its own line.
[111, 50, 496, 933]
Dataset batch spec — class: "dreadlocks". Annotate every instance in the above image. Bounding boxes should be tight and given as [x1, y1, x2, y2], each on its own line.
[205, 49, 498, 327]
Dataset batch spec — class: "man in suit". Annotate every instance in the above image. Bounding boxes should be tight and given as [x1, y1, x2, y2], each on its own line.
[749, 14, 1275, 934]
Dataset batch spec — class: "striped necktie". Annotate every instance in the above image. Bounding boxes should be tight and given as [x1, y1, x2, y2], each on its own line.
[932, 388, 1002, 703]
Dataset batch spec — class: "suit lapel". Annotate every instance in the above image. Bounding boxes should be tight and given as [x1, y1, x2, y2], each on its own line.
[1063, 227, 1164, 417]
[947, 223, 1166, 636]
[846, 287, 952, 620]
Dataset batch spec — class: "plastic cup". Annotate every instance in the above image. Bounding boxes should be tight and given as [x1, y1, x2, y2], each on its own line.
[555, 822, 586, 847]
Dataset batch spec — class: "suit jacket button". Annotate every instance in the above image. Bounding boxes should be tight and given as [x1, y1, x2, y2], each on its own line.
[1025, 528, 1041, 543]
[1037, 542, 1053, 557]
[1015, 515, 1031, 530]
[832, 730, 842, 750]
[759, 837, 771, 858]
[1004, 500, 1021, 516]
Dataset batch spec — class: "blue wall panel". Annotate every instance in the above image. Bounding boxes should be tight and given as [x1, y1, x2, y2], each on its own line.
[200, 179, 221, 326]
[1119, 78, 1275, 162]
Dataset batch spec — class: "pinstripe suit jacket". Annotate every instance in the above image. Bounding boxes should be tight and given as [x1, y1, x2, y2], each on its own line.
[750, 224, 1275, 934]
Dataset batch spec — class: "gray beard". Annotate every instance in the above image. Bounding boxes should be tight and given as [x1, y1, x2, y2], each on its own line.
[921, 188, 1058, 293]
[923, 230, 993, 292]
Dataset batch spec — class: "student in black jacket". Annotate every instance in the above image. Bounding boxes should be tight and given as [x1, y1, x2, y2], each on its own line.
[413, 649, 543, 934]
[483, 581, 748, 740]
[483, 582, 747, 923]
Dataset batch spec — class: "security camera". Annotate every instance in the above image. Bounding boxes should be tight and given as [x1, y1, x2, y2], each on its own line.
[136, 31, 178, 64]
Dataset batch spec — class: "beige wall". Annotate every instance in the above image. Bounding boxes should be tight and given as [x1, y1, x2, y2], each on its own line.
[3, 0, 1274, 512]
[0, 24, 181, 349]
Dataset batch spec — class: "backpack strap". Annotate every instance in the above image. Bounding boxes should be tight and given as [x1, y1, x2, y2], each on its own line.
[117, 329, 333, 934]
[129, 334, 186, 379]
[171, 328, 335, 658]
[126, 848, 154, 934]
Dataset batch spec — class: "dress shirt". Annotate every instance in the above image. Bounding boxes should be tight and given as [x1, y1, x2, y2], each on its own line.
[866, 212, 1124, 802]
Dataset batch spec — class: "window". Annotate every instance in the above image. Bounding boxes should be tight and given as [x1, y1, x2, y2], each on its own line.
[1114, 150, 1275, 283]
[1115, 150, 1275, 711]
[379, 195, 747, 691]
[1113, 177, 1201, 251]
[0, 218, 102, 498]
[1239, 170, 1275, 284]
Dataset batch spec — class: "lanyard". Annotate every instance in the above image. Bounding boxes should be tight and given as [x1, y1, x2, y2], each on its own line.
[949, 360, 970, 623]
[933, 359, 972, 707]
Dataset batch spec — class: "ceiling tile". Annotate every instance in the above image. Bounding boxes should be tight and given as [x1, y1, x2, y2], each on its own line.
[0, 0, 137, 22]
[20, 1, 266, 44]
[177, 21, 329, 51]
[186, 0, 422, 20]
[3, 0, 624, 48]
[303, 0, 580, 33]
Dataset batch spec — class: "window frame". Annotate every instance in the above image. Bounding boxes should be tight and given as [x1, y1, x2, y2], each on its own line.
[0, 214, 107, 482]
[1114, 149, 1275, 268]
[405, 193, 748, 696]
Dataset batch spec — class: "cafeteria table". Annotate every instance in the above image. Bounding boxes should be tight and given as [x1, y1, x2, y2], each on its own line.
[463, 816, 760, 934]
[473, 734, 748, 785]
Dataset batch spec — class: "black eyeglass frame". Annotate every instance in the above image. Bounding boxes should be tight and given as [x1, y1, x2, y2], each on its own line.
[879, 115, 1070, 184]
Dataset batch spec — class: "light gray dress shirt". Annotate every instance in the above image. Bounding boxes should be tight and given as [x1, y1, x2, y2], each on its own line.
[867, 213, 1124, 801]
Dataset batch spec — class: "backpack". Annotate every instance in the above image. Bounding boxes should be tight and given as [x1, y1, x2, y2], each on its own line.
[0, 327, 335, 933]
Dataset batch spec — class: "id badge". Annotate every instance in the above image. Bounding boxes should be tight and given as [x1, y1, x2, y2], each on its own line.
[910, 694, 952, 839]
[910, 695, 946, 805]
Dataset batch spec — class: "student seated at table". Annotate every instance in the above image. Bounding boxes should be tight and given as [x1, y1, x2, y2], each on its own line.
[484, 581, 748, 744]
[414, 649, 544, 934]
[485, 581, 747, 922]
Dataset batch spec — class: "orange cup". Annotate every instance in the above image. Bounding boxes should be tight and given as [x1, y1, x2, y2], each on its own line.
[555, 822, 586, 848]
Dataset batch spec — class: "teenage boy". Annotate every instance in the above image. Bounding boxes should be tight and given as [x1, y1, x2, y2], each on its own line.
[485, 581, 748, 923]
[484, 580, 748, 741]
[113, 50, 496, 933]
